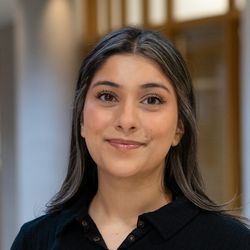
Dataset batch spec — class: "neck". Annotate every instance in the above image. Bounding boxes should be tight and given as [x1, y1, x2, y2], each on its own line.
[88, 169, 172, 225]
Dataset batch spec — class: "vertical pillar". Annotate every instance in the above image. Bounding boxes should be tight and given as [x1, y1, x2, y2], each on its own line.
[0, 23, 16, 250]
[2, 0, 78, 249]
[241, 0, 250, 218]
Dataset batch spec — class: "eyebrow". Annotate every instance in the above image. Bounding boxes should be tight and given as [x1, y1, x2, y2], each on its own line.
[141, 82, 170, 93]
[92, 81, 120, 88]
[91, 81, 170, 93]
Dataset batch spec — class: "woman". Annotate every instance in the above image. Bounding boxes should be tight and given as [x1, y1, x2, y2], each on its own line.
[12, 27, 250, 250]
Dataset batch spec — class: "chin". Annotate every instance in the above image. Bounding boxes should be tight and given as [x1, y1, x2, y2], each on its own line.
[100, 163, 143, 179]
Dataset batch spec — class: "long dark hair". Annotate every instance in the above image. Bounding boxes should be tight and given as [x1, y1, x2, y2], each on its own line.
[46, 26, 223, 213]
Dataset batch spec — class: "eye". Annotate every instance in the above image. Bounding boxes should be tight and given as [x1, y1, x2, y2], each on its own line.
[141, 95, 165, 105]
[96, 90, 118, 103]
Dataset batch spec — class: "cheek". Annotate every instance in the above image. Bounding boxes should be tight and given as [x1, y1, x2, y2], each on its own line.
[82, 102, 112, 136]
[144, 111, 178, 140]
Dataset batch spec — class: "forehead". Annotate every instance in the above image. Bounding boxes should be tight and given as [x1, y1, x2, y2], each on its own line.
[90, 54, 174, 92]
[94, 53, 163, 76]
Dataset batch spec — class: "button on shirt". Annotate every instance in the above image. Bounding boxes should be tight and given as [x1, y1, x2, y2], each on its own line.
[74, 214, 150, 249]
[11, 196, 250, 250]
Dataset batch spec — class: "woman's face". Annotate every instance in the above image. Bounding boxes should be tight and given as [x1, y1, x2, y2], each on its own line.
[81, 54, 183, 179]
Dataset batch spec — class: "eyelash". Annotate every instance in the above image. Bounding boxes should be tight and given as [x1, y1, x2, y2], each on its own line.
[96, 90, 118, 103]
[141, 93, 166, 105]
[95, 90, 166, 105]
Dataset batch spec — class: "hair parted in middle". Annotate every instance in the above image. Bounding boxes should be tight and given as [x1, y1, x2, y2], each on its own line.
[47, 26, 221, 214]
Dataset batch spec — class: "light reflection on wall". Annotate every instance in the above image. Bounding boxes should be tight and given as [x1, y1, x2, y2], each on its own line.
[174, 0, 229, 21]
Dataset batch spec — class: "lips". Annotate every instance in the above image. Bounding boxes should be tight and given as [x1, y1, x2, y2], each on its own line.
[106, 138, 146, 150]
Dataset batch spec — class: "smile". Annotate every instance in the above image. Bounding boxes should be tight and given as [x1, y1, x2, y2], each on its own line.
[106, 139, 146, 150]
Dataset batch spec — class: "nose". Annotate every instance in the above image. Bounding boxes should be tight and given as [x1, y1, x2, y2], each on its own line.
[115, 99, 139, 135]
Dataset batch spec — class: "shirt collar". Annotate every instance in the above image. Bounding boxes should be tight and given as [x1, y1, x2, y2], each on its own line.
[142, 195, 200, 240]
[55, 195, 200, 239]
[55, 196, 89, 237]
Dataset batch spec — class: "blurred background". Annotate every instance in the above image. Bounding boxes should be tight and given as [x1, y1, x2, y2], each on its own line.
[0, 0, 250, 249]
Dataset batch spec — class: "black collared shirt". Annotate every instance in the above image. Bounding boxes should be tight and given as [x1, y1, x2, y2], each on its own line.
[11, 196, 250, 250]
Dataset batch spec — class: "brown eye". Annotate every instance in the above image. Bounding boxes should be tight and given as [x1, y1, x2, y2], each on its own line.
[96, 91, 118, 103]
[141, 95, 165, 105]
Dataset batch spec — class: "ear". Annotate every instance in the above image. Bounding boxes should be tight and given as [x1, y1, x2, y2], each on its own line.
[172, 120, 184, 147]
[80, 112, 85, 138]
[80, 123, 85, 138]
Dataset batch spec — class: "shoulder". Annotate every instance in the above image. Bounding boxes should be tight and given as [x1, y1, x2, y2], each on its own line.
[22, 212, 60, 232]
[11, 197, 90, 250]
[192, 210, 250, 248]
[197, 211, 250, 234]
[11, 212, 61, 250]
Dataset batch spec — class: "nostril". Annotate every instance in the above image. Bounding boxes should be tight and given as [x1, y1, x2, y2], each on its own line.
[115, 124, 137, 133]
